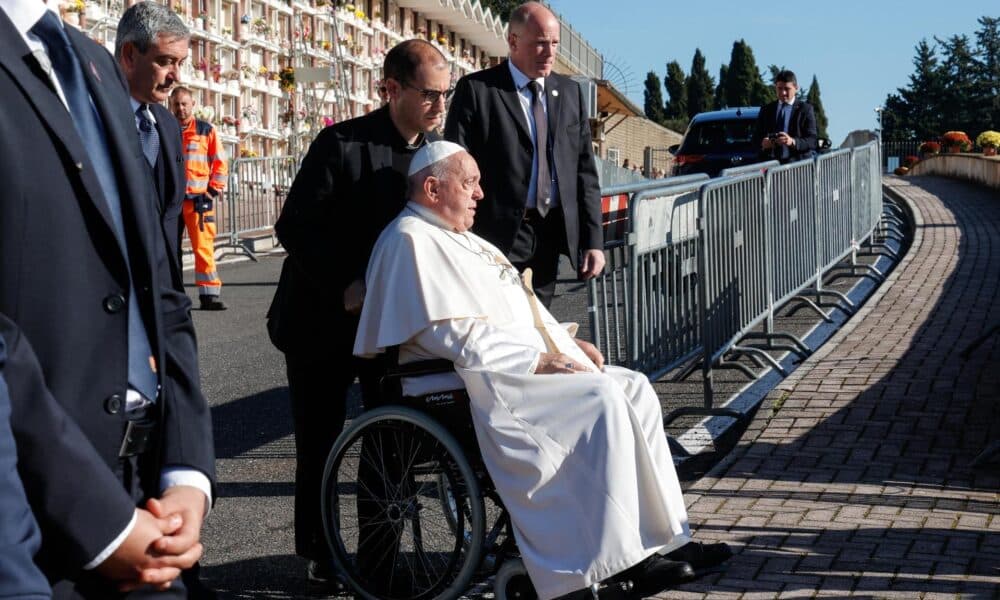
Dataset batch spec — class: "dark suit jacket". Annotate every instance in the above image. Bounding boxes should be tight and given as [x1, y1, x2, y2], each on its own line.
[752, 99, 818, 162]
[268, 106, 434, 354]
[0, 15, 216, 580]
[149, 101, 186, 290]
[0, 320, 51, 600]
[444, 60, 603, 269]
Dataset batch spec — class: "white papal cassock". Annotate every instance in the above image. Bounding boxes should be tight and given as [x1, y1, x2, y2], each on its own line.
[355, 203, 692, 599]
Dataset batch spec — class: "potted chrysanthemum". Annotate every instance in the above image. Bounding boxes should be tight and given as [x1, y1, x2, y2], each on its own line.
[941, 131, 972, 153]
[975, 131, 1000, 156]
[918, 141, 941, 158]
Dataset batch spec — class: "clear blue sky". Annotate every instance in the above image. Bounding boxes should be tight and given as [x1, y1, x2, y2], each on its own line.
[546, 1, 995, 144]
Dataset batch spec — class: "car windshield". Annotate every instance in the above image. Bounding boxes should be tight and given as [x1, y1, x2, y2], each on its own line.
[680, 119, 756, 154]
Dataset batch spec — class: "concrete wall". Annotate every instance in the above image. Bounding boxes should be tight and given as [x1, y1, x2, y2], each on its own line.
[602, 116, 682, 173]
[908, 154, 1000, 190]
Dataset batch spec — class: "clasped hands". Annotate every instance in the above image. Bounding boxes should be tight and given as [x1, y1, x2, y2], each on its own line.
[535, 338, 605, 374]
[98, 485, 207, 591]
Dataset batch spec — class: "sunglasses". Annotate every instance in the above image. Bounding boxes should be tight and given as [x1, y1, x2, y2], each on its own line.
[402, 82, 455, 104]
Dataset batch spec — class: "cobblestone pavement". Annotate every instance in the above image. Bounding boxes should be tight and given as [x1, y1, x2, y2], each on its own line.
[661, 176, 1000, 598]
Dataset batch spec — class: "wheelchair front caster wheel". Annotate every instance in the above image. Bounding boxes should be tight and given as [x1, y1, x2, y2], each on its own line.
[494, 559, 537, 600]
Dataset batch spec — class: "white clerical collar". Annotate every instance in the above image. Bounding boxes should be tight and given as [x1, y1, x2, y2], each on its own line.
[508, 60, 544, 94]
[406, 201, 460, 233]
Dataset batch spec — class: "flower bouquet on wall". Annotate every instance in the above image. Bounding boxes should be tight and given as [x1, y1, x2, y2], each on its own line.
[940, 131, 972, 153]
[918, 140, 940, 158]
[975, 131, 1000, 156]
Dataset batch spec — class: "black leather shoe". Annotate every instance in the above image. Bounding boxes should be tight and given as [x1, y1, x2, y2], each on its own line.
[306, 559, 348, 593]
[199, 296, 227, 311]
[616, 555, 694, 597]
[665, 541, 733, 570]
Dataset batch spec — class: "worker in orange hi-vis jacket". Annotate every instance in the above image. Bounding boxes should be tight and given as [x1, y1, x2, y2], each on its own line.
[170, 86, 229, 310]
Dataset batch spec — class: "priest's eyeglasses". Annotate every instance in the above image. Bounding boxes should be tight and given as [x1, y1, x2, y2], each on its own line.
[402, 82, 455, 105]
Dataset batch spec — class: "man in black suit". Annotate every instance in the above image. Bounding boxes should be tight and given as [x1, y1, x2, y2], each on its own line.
[266, 39, 448, 583]
[445, 1, 605, 307]
[116, 1, 188, 292]
[0, 1, 215, 597]
[752, 69, 818, 164]
[0, 318, 51, 599]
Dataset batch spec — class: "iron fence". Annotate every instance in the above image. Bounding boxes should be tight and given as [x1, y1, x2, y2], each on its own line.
[589, 139, 886, 412]
[223, 155, 302, 258]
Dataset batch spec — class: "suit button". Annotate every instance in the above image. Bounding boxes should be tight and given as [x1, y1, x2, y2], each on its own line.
[104, 394, 123, 415]
[103, 293, 126, 313]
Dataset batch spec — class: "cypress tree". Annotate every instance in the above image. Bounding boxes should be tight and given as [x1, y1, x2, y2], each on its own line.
[684, 48, 715, 119]
[725, 40, 768, 107]
[806, 75, 829, 139]
[643, 71, 667, 124]
[664, 61, 688, 119]
[974, 16, 1000, 129]
[714, 64, 728, 109]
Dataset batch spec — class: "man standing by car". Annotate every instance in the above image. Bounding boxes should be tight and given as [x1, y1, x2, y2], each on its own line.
[753, 70, 818, 163]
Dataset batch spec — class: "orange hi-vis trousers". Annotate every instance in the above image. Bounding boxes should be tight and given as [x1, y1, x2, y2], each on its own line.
[183, 198, 221, 297]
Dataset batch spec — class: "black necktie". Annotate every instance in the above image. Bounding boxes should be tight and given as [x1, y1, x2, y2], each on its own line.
[31, 11, 158, 401]
[776, 103, 790, 159]
[528, 81, 551, 217]
[136, 104, 160, 168]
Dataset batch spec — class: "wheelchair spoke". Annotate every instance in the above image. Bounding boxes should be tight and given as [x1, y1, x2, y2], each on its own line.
[325, 410, 485, 600]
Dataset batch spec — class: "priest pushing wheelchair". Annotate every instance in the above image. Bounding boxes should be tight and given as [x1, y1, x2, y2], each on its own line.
[320, 142, 732, 600]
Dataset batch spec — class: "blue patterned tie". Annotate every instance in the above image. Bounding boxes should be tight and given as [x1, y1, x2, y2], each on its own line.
[776, 103, 790, 160]
[31, 11, 158, 401]
[136, 104, 160, 168]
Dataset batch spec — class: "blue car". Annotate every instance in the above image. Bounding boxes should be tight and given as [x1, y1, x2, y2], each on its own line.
[670, 107, 761, 177]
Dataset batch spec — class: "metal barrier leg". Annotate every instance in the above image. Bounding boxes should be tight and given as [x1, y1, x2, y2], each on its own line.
[784, 296, 835, 322]
[738, 331, 811, 358]
[727, 345, 788, 376]
[672, 357, 703, 382]
[714, 357, 760, 380]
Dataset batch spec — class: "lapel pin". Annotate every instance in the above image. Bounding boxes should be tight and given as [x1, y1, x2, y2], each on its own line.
[90, 61, 100, 82]
[551, 89, 558, 97]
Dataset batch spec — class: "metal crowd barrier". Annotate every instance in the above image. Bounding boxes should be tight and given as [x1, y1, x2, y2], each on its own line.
[222, 156, 301, 259]
[589, 175, 709, 367]
[589, 140, 885, 413]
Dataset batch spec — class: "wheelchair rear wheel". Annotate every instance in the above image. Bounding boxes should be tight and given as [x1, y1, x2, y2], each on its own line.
[321, 406, 486, 600]
[493, 559, 537, 600]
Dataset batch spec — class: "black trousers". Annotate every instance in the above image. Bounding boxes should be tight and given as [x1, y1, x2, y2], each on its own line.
[285, 323, 382, 562]
[508, 207, 569, 308]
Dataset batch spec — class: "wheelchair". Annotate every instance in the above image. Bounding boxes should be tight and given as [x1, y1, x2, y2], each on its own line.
[320, 354, 538, 600]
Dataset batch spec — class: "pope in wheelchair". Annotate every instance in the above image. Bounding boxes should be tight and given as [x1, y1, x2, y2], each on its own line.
[329, 142, 731, 600]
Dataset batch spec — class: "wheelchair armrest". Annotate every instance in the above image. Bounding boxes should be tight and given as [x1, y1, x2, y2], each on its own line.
[382, 358, 456, 380]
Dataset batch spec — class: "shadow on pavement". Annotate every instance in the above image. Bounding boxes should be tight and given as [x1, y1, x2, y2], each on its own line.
[201, 555, 348, 599]
[678, 177, 1000, 597]
[212, 386, 292, 460]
